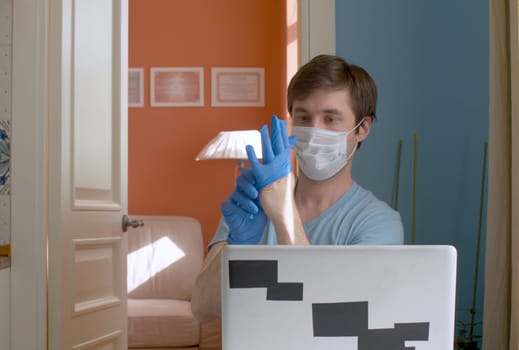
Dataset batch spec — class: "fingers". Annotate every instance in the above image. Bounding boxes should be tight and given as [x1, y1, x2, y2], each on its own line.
[240, 167, 255, 184]
[245, 116, 296, 193]
[288, 135, 298, 147]
[279, 117, 289, 150]
[270, 115, 284, 155]
[260, 124, 274, 163]
[277, 114, 297, 152]
[222, 189, 259, 218]
[236, 171, 259, 199]
[246, 144, 261, 171]
[222, 168, 261, 219]
[271, 115, 294, 156]
[262, 115, 293, 164]
[249, 116, 295, 169]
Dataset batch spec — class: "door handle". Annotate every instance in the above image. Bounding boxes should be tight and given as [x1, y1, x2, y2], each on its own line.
[0, 244, 10, 257]
[0, 244, 10, 270]
[122, 215, 144, 232]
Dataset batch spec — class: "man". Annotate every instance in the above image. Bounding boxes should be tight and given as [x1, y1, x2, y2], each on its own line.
[191, 54, 404, 323]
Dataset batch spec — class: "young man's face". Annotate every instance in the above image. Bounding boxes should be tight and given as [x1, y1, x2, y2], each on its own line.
[291, 88, 358, 132]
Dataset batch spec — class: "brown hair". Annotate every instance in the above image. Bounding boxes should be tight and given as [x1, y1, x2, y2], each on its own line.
[287, 54, 377, 124]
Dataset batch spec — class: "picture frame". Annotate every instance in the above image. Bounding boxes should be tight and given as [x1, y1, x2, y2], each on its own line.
[128, 68, 144, 107]
[211, 67, 265, 107]
[150, 67, 204, 107]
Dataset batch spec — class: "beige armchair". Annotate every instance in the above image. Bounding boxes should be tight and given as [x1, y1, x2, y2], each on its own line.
[127, 215, 220, 350]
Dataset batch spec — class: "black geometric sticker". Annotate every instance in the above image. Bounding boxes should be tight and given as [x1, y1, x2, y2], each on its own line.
[228, 260, 303, 300]
[228, 260, 431, 349]
[313, 301, 429, 350]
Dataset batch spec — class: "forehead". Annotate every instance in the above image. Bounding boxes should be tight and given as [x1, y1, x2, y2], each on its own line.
[291, 88, 353, 114]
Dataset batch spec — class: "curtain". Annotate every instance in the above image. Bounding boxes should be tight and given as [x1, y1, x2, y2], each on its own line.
[484, 0, 519, 349]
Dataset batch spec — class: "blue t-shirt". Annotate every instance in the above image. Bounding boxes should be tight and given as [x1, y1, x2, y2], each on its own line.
[210, 182, 404, 247]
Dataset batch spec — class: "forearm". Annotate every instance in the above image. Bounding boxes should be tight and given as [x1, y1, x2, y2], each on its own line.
[259, 174, 309, 245]
[191, 241, 226, 323]
[271, 208, 309, 245]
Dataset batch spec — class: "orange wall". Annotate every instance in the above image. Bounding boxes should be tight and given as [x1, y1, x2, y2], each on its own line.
[128, 0, 287, 247]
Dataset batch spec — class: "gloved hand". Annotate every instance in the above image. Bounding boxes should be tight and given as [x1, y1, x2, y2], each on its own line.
[221, 168, 267, 244]
[246, 115, 297, 192]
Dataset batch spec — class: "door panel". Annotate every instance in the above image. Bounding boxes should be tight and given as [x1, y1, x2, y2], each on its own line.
[47, 0, 128, 349]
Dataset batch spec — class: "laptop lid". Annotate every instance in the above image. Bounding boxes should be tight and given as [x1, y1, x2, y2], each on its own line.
[220, 245, 457, 350]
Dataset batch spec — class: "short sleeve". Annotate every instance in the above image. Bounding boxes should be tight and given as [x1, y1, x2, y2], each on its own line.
[349, 206, 404, 245]
[208, 216, 230, 251]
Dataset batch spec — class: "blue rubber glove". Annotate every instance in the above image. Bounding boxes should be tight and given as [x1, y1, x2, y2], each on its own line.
[221, 168, 267, 244]
[246, 115, 297, 192]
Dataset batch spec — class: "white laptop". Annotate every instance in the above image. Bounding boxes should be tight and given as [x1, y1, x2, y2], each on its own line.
[220, 245, 457, 350]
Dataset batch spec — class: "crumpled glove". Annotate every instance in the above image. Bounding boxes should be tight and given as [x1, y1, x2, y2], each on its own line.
[221, 168, 267, 244]
[246, 115, 297, 192]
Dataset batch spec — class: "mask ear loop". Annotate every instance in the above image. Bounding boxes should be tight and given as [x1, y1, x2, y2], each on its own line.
[293, 149, 300, 192]
[352, 117, 366, 131]
[345, 117, 366, 162]
[345, 139, 359, 162]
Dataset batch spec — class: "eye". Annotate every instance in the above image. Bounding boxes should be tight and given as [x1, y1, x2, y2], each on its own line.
[293, 114, 310, 125]
[324, 115, 338, 124]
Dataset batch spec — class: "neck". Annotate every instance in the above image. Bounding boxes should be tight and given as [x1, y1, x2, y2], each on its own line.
[294, 167, 354, 222]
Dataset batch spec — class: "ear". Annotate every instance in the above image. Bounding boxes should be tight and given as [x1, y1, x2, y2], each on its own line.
[356, 116, 373, 142]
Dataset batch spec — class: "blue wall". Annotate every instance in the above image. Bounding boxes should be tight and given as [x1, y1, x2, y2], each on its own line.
[335, 0, 489, 341]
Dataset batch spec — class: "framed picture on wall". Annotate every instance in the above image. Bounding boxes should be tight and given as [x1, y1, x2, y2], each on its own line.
[211, 67, 265, 107]
[150, 67, 204, 107]
[128, 68, 144, 107]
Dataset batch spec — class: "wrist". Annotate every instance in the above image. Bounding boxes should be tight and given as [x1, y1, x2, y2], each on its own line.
[259, 174, 296, 222]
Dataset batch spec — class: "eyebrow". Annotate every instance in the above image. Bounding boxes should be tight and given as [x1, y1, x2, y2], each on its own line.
[321, 108, 342, 115]
[293, 107, 342, 115]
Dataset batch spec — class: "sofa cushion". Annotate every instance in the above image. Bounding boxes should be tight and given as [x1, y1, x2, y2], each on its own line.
[127, 215, 204, 300]
[128, 298, 200, 348]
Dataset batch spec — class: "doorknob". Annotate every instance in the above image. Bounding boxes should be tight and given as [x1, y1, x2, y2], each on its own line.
[0, 244, 10, 270]
[0, 244, 9, 257]
[122, 215, 144, 232]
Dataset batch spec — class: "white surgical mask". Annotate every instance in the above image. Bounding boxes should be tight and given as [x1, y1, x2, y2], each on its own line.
[292, 118, 364, 181]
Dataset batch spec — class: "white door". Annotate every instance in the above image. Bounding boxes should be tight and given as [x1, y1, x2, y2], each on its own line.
[46, 0, 129, 349]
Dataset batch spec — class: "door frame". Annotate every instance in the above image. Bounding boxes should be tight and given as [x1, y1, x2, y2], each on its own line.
[9, 1, 336, 349]
[299, 0, 335, 63]
[10, 0, 47, 348]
